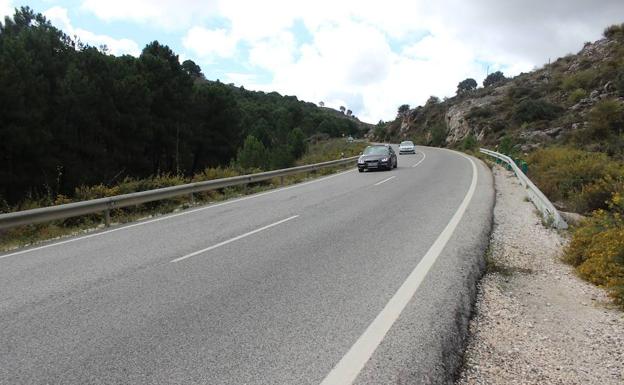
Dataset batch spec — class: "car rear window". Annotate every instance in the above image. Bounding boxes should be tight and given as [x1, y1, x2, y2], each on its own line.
[363, 146, 388, 155]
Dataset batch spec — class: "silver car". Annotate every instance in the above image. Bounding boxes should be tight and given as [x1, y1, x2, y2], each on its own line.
[399, 140, 416, 154]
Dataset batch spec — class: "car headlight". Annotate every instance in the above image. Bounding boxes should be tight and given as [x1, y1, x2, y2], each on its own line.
[358, 157, 364, 164]
[381, 157, 389, 162]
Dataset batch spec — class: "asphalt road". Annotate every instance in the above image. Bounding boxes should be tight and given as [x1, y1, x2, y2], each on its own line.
[0, 145, 494, 385]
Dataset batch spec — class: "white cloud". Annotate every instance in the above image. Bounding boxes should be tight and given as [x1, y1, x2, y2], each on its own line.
[182, 26, 238, 59]
[248, 32, 296, 71]
[224, 72, 257, 85]
[254, 21, 488, 122]
[44, 6, 140, 56]
[1, 0, 13, 19]
[81, 0, 218, 30]
[79, 0, 624, 121]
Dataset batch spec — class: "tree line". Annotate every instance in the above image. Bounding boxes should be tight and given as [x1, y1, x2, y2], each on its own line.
[0, 7, 360, 205]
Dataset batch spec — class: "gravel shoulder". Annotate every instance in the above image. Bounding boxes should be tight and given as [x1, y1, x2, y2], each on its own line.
[457, 166, 624, 385]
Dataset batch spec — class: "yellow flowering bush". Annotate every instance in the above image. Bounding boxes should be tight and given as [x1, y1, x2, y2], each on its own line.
[565, 194, 624, 306]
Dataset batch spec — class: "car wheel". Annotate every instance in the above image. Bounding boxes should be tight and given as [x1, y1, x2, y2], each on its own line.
[358, 168, 364, 173]
[393, 160, 397, 168]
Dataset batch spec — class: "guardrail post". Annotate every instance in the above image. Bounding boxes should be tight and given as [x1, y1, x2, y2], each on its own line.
[280, 176, 284, 186]
[189, 193, 195, 204]
[104, 209, 111, 227]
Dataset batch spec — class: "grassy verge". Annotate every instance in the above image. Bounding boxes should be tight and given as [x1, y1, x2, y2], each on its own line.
[0, 139, 368, 252]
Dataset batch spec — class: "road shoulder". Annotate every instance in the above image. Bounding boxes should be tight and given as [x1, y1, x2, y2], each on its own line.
[457, 166, 624, 385]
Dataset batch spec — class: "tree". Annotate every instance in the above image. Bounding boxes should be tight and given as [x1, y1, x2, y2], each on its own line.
[318, 119, 339, 136]
[346, 109, 352, 116]
[397, 104, 410, 115]
[339, 106, 345, 114]
[483, 71, 506, 87]
[319, 101, 325, 107]
[287, 127, 307, 159]
[0, 6, 367, 205]
[456, 78, 477, 95]
[374, 120, 387, 140]
[236, 135, 267, 170]
[182, 59, 203, 78]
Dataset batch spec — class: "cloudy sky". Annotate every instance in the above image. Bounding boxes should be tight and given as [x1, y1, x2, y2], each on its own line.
[2, 1, 623, 122]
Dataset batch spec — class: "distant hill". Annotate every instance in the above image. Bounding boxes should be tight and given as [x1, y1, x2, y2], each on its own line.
[378, 24, 624, 158]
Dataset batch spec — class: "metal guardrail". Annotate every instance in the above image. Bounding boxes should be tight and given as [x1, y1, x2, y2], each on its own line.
[0, 156, 359, 230]
[480, 148, 567, 229]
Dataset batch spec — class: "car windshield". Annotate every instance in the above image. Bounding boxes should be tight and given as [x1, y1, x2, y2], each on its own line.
[400, 141, 414, 146]
[363, 146, 388, 155]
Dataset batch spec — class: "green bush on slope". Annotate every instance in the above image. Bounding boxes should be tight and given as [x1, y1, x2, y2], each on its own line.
[526, 147, 624, 213]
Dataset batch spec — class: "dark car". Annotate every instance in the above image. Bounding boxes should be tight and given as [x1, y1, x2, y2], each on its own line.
[357, 145, 397, 172]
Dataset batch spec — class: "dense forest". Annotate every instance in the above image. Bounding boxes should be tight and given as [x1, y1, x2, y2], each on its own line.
[0, 7, 361, 205]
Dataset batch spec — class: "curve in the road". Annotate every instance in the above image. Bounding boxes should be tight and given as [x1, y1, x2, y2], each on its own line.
[0, 145, 494, 385]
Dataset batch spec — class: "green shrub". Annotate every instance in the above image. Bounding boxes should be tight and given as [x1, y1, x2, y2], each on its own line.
[489, 119, 507, 133]
[588, 99, 624, 139]
[268, 147, 295, 169]
[568, 88, 587, 104]
[604, 23, 624, 40]
[526, 147, 624, 213]
[512, 99, 563, 123]
[561, 69, 600, 92]
[498, 135, 516, 155]
[507, 85, 543, 101]
[429, 124, 447, 147]
[460, 134, 478, 151]
[466, 106, 493, 120]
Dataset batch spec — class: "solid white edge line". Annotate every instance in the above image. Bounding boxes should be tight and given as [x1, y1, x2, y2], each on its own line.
[319, 152, 478, 385]
[171, 215, 299, 263]
[412, 151, 427, 167]
[0, 168, 356, 261]
[373, 176, 396, 186]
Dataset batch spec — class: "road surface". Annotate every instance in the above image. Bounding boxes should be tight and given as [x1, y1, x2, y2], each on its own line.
[0, 145, 494, 384]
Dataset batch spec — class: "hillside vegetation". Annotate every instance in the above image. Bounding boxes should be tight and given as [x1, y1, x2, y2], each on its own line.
[377, 23, 624, 306]
[0, 7, 365, 209]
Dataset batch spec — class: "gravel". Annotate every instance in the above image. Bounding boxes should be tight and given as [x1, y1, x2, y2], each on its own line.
[456, 166, 624, 385]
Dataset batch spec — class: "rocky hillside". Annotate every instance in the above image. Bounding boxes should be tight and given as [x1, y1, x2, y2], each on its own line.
[379, 24, 624, 157]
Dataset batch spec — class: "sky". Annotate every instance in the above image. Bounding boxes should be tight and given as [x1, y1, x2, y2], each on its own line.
[2, 1, 623, 123]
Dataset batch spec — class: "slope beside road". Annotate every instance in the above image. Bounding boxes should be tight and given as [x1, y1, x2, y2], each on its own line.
[0, 145, 494, 384]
